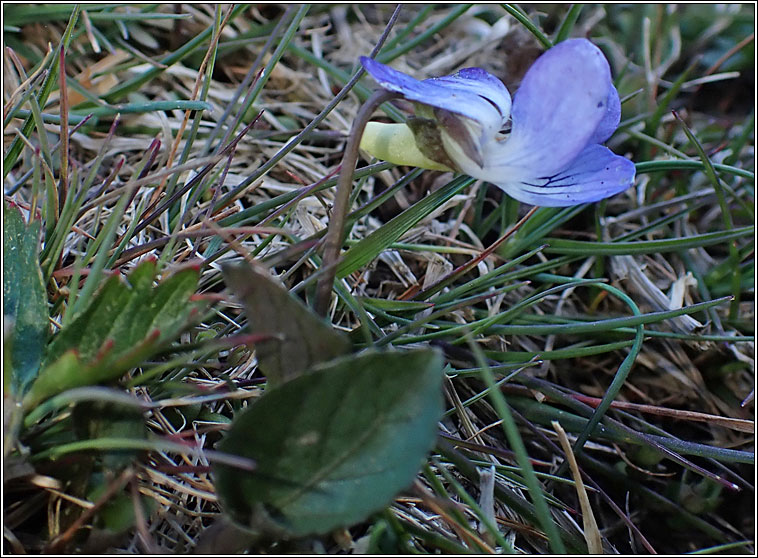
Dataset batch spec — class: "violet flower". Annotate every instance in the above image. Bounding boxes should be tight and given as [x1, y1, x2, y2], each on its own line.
[359, 39, 635, 207]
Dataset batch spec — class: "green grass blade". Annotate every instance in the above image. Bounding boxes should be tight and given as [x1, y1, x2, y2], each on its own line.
[502, 4, 552, 48]
[553, 4, 583, 43]
[3, 6, 80, 175]
[464, 334, 567, 553]
[542, 227, 753, 255]
[636, 159, 754, 180]
[377, 5, 472, 63]
[674, 112, 744, 319]
[337, 176, 474, 278]
[566, 284, 643, 458]
[100, 5, 247, 103]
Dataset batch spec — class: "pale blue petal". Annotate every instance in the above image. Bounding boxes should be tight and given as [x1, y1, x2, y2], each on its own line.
[360, 57, 507, 127]
[498, 39, 613, 176]
[588, 84, 622, 144]
[492, 144, 636, 207]
[428, 68, 512, 121]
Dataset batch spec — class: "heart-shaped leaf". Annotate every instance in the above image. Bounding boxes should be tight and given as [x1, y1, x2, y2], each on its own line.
[3, 201, 49, 395]
[222, 263, 351, 386]
[213, 348, 444, 537]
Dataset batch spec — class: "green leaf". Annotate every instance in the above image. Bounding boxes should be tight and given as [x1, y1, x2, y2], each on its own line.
[222, 263, 351, 387]
[83, 470, 157, 535]
[3, 201, 49, 395]
[73, 399, 147, 471]
[22, 259, 204, 410]
[214, 349, 444, 537]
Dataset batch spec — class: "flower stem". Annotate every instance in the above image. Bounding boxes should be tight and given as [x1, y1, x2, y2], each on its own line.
[314, 89, 400, 317]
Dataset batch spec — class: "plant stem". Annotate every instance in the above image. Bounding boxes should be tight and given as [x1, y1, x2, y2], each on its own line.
[314, 89, 400, 316]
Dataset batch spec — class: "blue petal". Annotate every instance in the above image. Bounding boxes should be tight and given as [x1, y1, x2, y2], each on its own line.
[492, 144, 636, 207]
[360, 57, 509, 128]
[498, 39, 614, 176]
[428, 68, 512, 121]
[588, 84, 622, 144]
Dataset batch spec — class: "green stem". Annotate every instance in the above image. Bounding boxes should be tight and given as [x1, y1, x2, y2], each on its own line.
[466, 335, 567, 553]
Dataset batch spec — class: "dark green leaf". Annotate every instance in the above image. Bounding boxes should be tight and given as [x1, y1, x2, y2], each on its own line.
[3, 201, 49, 395]
[73, 400, 147, 471]
[214, 349, 444, 537]
[222, 262, 351, 386]
[84, 471, 156, 535]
